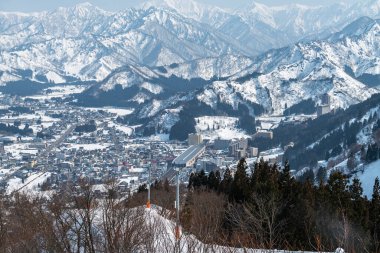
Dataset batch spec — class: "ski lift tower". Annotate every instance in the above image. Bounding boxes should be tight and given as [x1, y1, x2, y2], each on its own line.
[174, 166, 183, 251]
[146, 165, 151, 209]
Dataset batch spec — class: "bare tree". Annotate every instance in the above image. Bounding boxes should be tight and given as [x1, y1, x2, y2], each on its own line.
[0, 193, 8, 253]
[183, 191, 226, 246]
[227, 193, 285, 249]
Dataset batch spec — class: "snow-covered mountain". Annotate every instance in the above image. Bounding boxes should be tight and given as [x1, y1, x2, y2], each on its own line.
[2, 1, 380, 85]
[187, 17, 380, 115]
[279, 92, 380, 177]
[238, 1, 376, 39]
[143, 0, 380, 53]
[1, 2, 380, 137]
[71, 16, 380, 139]
[0, 3, 252, 84]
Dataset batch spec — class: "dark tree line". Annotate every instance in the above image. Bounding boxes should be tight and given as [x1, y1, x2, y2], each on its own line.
[36, 131, 53, 139]
[248, 93, 380, 171]
[284, 98, 316, 116]
[286, 119, 367, 170]
[75, 120, 97, 133]
[169, 99, 214, 141]
[9, 106, 34, 114]
[185, 158, 380, 252]
[0, 122, 33, 136]
[364, 119, 380, 163]
[169, 98, 258, 141]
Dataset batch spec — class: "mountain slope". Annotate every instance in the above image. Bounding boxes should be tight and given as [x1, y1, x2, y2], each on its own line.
[70, 17, 380, 141]
[196, 17, 380, 115]
[1, 3, 380, 142]
[0, 3, 252, 84]
[2, 0, 380, 85]
[143, 0, 380, 54]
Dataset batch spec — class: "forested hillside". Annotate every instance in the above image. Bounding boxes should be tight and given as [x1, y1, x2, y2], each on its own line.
[186, 158, 380, 252]
[1, 158, 379, 252]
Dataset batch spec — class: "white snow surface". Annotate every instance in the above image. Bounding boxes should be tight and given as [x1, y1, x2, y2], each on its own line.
[67, 143, 110, 151]
[141, 205, 335, 253]
[4, 142, 39, 159]
[356, 160, 380, 198]
[6, 172, 51, 195]
[197, 21, 380, 115]
[84, 107, 134, 117]
[26, 85, 86, 100]
[195, 116, 250, 141]
[107, 121, 136, 136]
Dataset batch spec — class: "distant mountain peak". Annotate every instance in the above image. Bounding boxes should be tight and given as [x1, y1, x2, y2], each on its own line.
[247, 1, 271, 11]
[141, 0, 201, 12]
[248, 1, 315, 11]
[54, 2, 112, 16]
[329, 16, 379, 41]
[76, 2, 93, 7]
[140, 0, 225, 21]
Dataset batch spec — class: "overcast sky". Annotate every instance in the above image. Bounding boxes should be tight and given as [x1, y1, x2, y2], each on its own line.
[0, 0, 364, 12]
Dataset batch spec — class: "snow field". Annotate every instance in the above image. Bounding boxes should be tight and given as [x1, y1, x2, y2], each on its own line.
[195, 116, 250, 141]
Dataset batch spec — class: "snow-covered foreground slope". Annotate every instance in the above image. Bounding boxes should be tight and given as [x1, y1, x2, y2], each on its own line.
[143, 206, 336, 253]
[356, 160, 380, 198]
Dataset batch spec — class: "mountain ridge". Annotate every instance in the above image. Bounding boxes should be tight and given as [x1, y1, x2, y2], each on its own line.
[1, 3, 380, 139]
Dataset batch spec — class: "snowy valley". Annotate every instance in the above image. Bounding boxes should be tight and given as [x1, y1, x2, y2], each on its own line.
[1, 1, 380, 252]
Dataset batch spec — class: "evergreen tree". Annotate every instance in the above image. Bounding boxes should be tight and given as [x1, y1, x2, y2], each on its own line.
[280, 160, 291, 184]
[316, 166, 327, 183]
[327, 171, 350, 209]
[188, 173, 195, 189]
[373, 177, 380, 202]
[370, 177, 380, 252]
[360, 145, 366, 161]
[279, 160, 293, 198]
[299, 169, 315, 183]
[207, 171, 218, 190]
[366, 143, 379, 162]
[230, 158, 250, 202]
[215, 170, 221, 188]
[137, 184, 147, 193]
[349, 178, 368, 228]
[330, 145, 343, 157]
[199, 170, 208, 187]
[324, 151, 330, 161]
[349, 178, 363, 201]
[209, 170, 221, 190]
[219, 168, 233, 195]
[251, 158, 279, 195]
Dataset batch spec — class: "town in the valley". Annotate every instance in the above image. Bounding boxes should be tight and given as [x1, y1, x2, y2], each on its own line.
[0, 88, 326, 197]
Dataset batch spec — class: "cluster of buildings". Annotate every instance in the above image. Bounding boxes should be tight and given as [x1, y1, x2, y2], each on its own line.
[173, 132, 284, 178]
[0, 91, 291, 197]
[0, 94, 181, 195]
